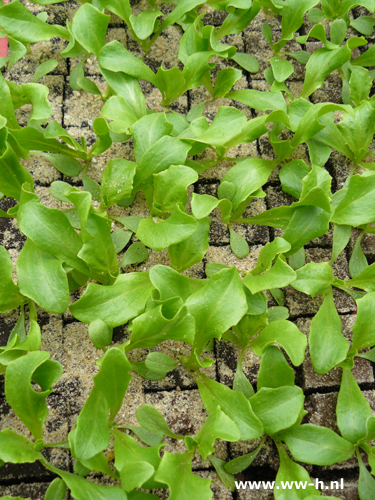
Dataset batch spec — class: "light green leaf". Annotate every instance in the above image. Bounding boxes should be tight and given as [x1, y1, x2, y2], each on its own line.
[71, 4, 109, 57]
[72, 388, 111, 461]
[282, 424, 355, 466]
[195, 406, 241, 460]
[0, 246, 24, 313]
[280, 0, 320, 42]
[0, 72, 19, 129]
[340, 0, 375, 14]
[208, 455, 236, 492]
[337, 369, 372, 444]
[70, 272, 153, 327]
[292, 164, 332, 212]
[88, 319, 113, 349]
[133, 136, 191, 191]
[291, 262, 334, 298]
[229, 227, 249, 258]
[190, 106, 247, 148]
[279, 160, 310, 199]
[113, 428, 163, 490]
[349, 233, 368, 278]
[0, 143, 34, 200]
[330, 18, 347, 45]
[169, 217, 211, 272]
[73, 348, 132, 460]
[233, 362, 254, 398]
[149, 264, 192, 302]
[93, 347, 132, 422]
[245, 289, 268, 316]
[99, 41, 158, 85]
[246, 238, 291, 277]
[82, 171, 101, 202]
[5, 351, 62, 440]
[6, 35, 27, 71]
[331, 224, 351, 264]
[358, 449, 375, 500]
[349, 65, 373, 106]
[220, 157, 274, 213]
[101, 95, 143, 134]
[44, 478, 67, 500]
[231, 311, 268, 348]
[197, 374, 263, 441]
[352, 292, 375, 351]
[268, 306, 289, 322]
[244, 255, 296, 295]
[101, 158, 136, 207]
[191, 193, 220, 219]
[32, 59, 58, 83]
[132, 113, 173, 163]
[11, 125, 84, 157]
[0, 0, 68, 43]
[227, 89, 287, 112]
[54, 468, 127, 500]
[77, 213, 119, 285]
[232, 51, 259, 73]
[120, 242, 148, 268]
[128, 304, 195, 351]
[345, 262, 375, 291]
[352, 42, 375, 67]
[270, 56, 294, 82]
[111, 229, 132, 253]
[153, 165, 198, 212]
[351, 16, 375, 36]
[257, 346, 295, 389]
[320, 0, 340, 19]
[302, 39, 366, 98]
[309, 292, 349, 374]
[282, 206, 330, 256]
[212, 68, 242, 98]
[17, 200, 89, 276]
[249, 320, 307, 366]
[154, 451, 213, 500]
[136, 206, 198, 251]
[99, 68, 147, 124]
[17, 239, 69, 314]
[129, 7, 162, 40]
[0, 429, 42, 464]
[289, 247, 305, 271]
[37, 153, 82, 177]
[137, 404, 181, 439]
[224, 438, 265, 474]
[185, 267, 248, 354]
[145, 352, 178, 377]
[120, 461, 155, 492]
[216, 1, 260, 37]
[275, 443, 319, 500]
[250, 386, 304, 435]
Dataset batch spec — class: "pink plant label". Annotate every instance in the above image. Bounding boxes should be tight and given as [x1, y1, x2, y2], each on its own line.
[0, 0, 10, 58]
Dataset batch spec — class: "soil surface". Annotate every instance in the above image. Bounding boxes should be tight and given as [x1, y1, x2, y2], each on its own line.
[1, 1, 375, 499]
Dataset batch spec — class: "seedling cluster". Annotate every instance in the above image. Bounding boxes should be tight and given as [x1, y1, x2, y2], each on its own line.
[1, 0, 375, 498]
